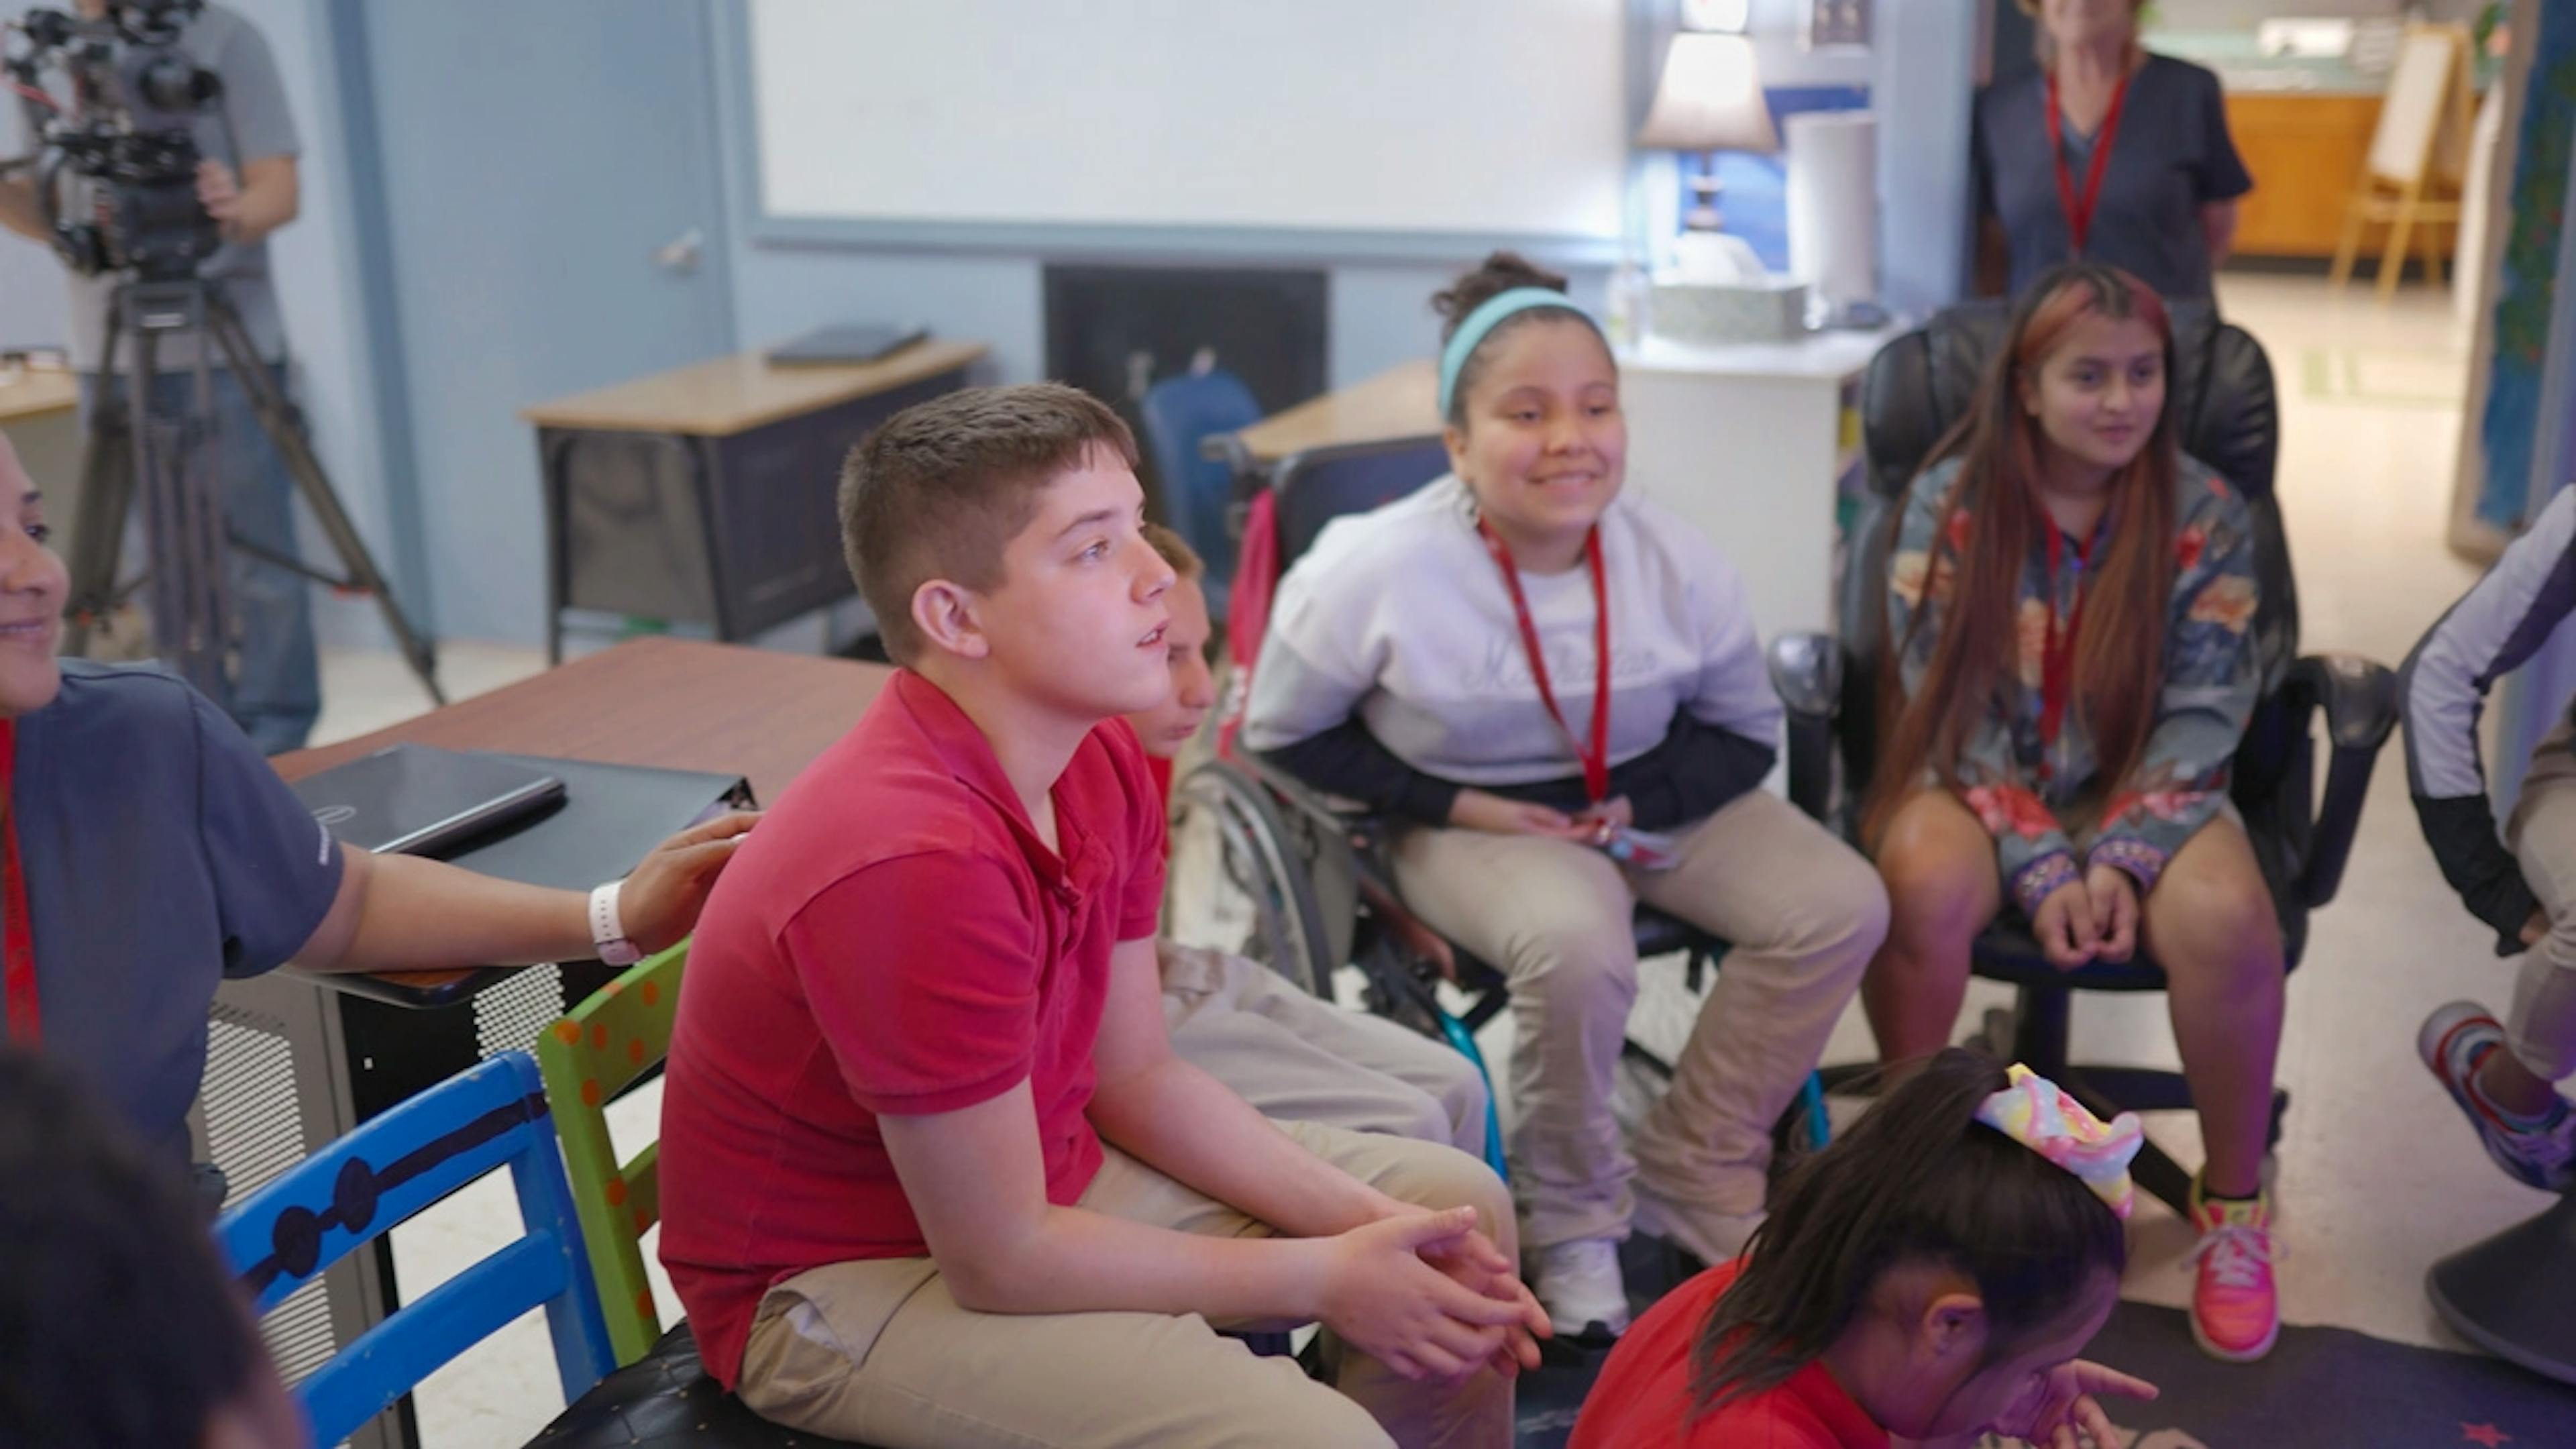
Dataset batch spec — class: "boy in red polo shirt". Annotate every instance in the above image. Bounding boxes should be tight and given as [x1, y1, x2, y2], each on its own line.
[658, 384, 1543, 1449]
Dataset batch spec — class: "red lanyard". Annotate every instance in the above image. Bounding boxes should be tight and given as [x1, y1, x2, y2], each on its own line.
[2045, 60, 2134, 255]
[1, 720, 34, 1044]
[2039, 527, 2094, 749]
[1479, 519, 1611, 804]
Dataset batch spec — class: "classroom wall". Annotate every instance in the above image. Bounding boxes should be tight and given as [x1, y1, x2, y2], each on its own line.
[227, 0, 408, 650]
[0, 219, 69, 356]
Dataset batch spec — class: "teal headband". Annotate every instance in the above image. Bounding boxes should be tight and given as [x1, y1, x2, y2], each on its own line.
[1436, 288, 1600, 420]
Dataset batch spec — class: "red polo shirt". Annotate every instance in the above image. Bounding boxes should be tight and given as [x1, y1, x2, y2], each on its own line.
[1569, 1258, 1891, 1449]
[657, 670, 1168, 1387]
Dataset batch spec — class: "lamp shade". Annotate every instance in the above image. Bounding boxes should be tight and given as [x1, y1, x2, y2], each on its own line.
[1634, 32, 1778, 154]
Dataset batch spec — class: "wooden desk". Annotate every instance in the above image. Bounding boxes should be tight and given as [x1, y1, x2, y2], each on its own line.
[523, 341, 987, 661]
[219, 639, 891, 1449]
[276, 635, 887, 804]
[0, 365, 76, 425]
[1227, 358, 1438, 465]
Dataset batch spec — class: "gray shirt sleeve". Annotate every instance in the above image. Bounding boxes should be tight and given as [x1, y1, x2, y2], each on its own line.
[2402, 486, 2576, 950]
[188, 688, 343, 978]
[209, 9, 299, 164]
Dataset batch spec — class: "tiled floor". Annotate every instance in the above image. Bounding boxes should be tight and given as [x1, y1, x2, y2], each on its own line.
[299, 272, 2555, 1444]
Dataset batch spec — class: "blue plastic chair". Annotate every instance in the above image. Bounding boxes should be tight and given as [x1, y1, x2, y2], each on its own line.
[217, 1052, 614, 1448]
[1139, 367, 1263, 619]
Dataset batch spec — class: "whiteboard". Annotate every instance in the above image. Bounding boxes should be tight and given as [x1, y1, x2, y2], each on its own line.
[747, 0, 1630, 239]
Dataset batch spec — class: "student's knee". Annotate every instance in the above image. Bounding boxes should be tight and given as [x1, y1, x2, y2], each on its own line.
[1788, 845, 1891, 974]
[1381, 1080, 1458, 1150]
[1876, 820, 1996, 953]
[1501, 913, 1637, 1014]
[2154, 864, 2283, 984]
[2540, 909, 2576, 973]
[1383, 1140, 1518, 1256]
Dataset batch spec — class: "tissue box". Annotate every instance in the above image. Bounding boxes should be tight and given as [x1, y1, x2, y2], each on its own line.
[1648, 276, 1809, 346]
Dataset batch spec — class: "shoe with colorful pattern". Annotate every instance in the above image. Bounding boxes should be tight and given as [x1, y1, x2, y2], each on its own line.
[2419, 1000, 2576, 1192]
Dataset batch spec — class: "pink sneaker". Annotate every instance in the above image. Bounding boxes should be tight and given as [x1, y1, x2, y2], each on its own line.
[2186, 1179, 2281, 1362]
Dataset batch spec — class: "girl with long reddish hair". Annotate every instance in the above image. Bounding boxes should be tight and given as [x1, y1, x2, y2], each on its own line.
[1864, 263, 2284, 1364]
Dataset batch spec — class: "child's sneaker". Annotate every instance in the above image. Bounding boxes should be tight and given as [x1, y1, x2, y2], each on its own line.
[2186, 1178, 2280, 1363]
[1529, 1236, 1630, 1340]
[2418, 1001, 2576, 1191]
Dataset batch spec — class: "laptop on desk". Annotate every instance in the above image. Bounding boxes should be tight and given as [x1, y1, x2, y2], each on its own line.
[290, 744, 566, 857]
[764, 322, 930, 368]
[438, 753, 755, 892]
[292, 750, 755, 1008]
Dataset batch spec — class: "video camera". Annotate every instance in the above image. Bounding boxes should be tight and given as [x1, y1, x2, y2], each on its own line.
[3, 0, 222, 280]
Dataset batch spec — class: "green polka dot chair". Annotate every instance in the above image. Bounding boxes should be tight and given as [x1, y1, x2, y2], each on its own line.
[531, 941, 876, 1448]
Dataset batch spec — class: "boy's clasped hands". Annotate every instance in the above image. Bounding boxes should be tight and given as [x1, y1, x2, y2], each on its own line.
[1309, 1201, 1551, 1385]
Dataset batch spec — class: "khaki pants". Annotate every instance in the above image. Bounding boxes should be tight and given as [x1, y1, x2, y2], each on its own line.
[2504, 723, 2576, 1081]
[1161, 942, 1491, 1158]
[1391, 788, 1886, 1248]
[736, 1120, 1515, 1449]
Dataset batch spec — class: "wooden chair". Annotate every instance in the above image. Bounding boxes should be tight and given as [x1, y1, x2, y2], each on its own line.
[2330, 23, 2477, 303]
[215, 1053, 616, 1448]
[527, 941, 883, 1445]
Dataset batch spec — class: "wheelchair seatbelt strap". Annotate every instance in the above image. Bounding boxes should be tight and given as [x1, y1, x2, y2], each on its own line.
[0, 719, 35, 1045]
[1478, 519, 1611, 804]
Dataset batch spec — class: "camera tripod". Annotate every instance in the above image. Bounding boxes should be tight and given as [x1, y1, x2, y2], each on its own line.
[61, 273, 443, 710]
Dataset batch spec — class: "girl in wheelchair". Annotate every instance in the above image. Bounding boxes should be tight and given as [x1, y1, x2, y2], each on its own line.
[1864, 262, 2284, 1362]
[1241, 252, 1888, 1340]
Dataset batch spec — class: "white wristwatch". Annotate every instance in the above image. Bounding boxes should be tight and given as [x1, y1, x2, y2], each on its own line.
[588, 881, 641, 967]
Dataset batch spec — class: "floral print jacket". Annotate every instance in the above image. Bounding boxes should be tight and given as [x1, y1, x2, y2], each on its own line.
[1887, 454, 2261, 918]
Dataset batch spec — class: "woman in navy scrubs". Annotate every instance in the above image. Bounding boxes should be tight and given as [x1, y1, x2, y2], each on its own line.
[0, 432, 752, 1171]
[1974, 0, 2253, 305]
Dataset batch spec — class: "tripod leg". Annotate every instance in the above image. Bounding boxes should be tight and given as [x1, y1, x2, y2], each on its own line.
[62, 376, 136, 659]
[131, 327, 230, 703]
[205, 295, 444, 707]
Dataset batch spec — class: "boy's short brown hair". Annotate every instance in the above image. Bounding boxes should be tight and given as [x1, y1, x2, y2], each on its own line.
[1141, 521, 1203, 582]
[840, 383, 1138, 664]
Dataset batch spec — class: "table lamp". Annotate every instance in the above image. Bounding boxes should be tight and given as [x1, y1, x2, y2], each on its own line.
[1635, 30, 1777, 288]
[1634, 30, 1805, 342]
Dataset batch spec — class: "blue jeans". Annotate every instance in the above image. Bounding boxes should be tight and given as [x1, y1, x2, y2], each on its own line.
[79, 364, 321, 753]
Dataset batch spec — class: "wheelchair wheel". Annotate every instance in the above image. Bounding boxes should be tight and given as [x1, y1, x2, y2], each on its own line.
[1167, 761, 1337, 998]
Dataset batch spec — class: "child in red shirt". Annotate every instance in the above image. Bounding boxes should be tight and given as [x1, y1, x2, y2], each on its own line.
[658, 384, 1545, 1449]
[1570, 1049, 2158, 1448]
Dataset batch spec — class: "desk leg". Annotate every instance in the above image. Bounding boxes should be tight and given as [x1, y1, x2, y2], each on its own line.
[538, 429, 573, 665]
[687, 433, 737, 643]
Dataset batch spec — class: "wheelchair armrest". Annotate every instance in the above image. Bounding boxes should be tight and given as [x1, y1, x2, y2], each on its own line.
[1234, 751, 1395, 865]
[2284, 652, 2400, 908]
[1767, 632, 1842, 824]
